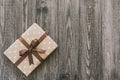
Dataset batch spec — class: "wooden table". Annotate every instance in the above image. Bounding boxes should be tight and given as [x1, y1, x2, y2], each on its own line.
[0, 0, 120, 80]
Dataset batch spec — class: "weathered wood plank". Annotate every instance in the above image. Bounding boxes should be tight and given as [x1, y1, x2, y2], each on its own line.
[57, 0, 80, 80]
[79, 0, 103, 80]
[102, 0, 120, 80]
[0, 0, 23, 80]
[0, 0, 4, 79]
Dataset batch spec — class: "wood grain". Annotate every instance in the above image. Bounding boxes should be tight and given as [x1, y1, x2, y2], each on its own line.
[0, 0, 120, 80]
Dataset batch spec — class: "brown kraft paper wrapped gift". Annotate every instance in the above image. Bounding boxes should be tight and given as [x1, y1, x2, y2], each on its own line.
[4, 23, 58, 76]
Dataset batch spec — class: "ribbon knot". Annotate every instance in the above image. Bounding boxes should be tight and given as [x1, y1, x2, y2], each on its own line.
[19, 39, 46, 65]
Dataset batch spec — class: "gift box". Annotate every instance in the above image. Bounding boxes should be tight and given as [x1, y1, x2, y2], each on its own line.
[4, 23, 58, 76]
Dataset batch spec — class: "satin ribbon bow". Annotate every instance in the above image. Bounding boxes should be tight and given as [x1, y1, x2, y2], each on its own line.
[15, 33, 47, 66]
[19, 39, 46, 65]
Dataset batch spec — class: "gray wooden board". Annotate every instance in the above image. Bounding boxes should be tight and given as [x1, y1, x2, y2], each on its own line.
[0, 0, 120, 80]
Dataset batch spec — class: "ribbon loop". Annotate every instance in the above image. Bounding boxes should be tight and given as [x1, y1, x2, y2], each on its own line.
[30, 39, 39, 48]
[19, 49, 27, 56]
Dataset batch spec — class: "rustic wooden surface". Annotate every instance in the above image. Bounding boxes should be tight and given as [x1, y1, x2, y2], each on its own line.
[0, 0, 120, 80]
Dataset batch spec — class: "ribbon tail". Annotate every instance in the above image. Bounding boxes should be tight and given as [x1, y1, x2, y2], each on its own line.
[33, 52, 44, 63]
[28, 52, 34, 65]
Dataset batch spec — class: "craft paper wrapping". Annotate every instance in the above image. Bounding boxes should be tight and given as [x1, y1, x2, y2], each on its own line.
[4, 23, 58, 76]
